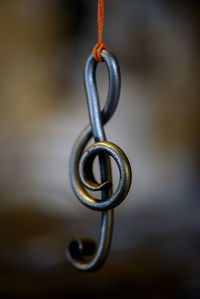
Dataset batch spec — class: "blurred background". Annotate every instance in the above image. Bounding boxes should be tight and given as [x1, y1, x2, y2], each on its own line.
[0, 0, 200, 298]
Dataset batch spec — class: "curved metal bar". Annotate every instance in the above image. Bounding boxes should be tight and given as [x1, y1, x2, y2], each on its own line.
[79, 141, 132, 210]
[84, 49, 121, 141]
[66, 49, 132, 272]
[67, 125, 114, 272]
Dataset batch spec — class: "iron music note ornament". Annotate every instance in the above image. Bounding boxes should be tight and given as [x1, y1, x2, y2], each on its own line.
[66, 49, 132, 272]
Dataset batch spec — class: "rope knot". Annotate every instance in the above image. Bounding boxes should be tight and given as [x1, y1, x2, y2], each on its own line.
[93, 0, 106, 62]
[93, 41, 105, 62]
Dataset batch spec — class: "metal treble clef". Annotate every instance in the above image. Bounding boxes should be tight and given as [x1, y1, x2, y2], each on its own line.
[67, 49, 132, 272]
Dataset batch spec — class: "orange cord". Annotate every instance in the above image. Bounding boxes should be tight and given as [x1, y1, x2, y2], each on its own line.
[93, 0, 106, 62]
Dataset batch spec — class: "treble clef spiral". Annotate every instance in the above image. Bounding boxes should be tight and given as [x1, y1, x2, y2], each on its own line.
[66, 49, 132, 272]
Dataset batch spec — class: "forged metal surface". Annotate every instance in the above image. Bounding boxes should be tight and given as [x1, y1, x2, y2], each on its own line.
[67, 49, 132, 272]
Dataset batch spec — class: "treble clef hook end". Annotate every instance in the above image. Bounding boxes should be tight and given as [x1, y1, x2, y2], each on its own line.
[66, 237, 97, 271]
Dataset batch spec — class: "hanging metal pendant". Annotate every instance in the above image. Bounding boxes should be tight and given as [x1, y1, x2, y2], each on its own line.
[66, 49, 132, 272]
